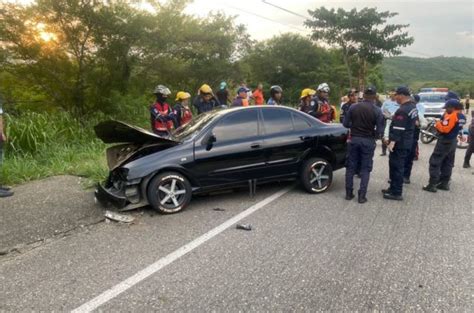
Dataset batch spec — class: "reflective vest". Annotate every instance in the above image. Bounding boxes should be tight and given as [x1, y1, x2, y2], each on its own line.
[151, 102, 173, 132]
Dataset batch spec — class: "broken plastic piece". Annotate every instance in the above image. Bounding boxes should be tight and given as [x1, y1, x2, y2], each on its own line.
[104, 210, 135, 223]
[236, 223, 252, 231]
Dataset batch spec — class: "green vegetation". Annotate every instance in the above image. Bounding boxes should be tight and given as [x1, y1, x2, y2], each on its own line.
[0, 1, 471, 186]
[382, 56, 474, 95]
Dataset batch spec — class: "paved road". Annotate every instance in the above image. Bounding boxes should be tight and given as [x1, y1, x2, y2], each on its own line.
[0, 142, 472, 311]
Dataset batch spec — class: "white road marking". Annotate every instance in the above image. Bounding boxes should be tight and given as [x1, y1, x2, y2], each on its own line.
[71, 185, 293, 313]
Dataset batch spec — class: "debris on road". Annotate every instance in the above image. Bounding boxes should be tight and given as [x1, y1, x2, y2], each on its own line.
[236, 223, 252, 231]
[213, 207, 225, 211]
[104, 210, 135, 223]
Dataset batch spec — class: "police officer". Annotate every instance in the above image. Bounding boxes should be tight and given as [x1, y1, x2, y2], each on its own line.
[382, 86, 418, 201]
[423, 99, 466, 192]
[343, 86, 384, 203]
[403, 94, 425, 183]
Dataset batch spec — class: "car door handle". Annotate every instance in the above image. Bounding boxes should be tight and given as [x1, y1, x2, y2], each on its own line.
[250, 143, 261, 149]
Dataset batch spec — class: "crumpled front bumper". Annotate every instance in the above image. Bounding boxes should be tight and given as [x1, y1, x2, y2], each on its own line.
[95, 183, 128, 209]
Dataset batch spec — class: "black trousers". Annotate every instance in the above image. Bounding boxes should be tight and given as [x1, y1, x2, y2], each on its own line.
[429, 138, 457, 184]
[345, 137, 376, 196]
[404, 127, 420, 179]
[389, 148, 409, 196]
[464, 129, 473, 164]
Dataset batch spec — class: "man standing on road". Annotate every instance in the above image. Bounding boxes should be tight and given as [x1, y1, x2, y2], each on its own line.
[463, 110, 473, 168]
[216, 81, 230, 106]
[382, 86, 418, 201]
[252, 83, 265, 105]
[422, 99, 466, 192]
[0, 94, 14, 197]
[403, 94, 426, 183]
[343, 86, 384, 204]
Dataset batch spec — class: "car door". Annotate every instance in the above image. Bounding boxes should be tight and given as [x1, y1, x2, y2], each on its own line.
[193, 109, 265, 187]
[261, 108, 315, 177]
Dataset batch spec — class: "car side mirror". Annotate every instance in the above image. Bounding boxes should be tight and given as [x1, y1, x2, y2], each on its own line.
[205, 134, 216, 151]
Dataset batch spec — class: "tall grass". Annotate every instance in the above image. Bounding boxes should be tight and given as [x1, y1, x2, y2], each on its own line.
[1, 112, 109, 186]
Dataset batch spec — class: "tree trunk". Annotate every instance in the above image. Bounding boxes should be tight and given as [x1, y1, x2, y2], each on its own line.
[358, 58, 367, 93]
[342, 46, 353, 88]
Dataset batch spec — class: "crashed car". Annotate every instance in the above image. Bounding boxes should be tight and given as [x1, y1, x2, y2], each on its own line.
[95, 106, 348, 214]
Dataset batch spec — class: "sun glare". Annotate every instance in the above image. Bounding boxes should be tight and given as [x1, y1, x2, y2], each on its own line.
[36, 22, 56, 42]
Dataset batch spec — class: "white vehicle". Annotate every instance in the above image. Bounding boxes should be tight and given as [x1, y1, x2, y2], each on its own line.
[418, 88, 448, 118]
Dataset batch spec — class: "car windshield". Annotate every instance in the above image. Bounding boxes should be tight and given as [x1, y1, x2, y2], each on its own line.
[420, 94, 446, 103]
[171, 112, 217, 141]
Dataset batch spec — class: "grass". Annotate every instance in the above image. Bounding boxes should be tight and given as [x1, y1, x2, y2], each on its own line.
[1, 112, 109, 187]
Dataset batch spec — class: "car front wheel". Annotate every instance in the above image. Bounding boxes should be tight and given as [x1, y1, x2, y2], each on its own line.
[147, 172, 192, 214]
[300, 157, 333, 193]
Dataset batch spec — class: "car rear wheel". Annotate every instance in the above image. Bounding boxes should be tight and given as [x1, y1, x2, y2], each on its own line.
[147, 172, 192, 214]
[300, 157, 333, 193]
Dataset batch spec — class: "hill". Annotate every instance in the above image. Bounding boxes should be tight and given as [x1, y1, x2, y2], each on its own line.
[382, 56, 474, 86]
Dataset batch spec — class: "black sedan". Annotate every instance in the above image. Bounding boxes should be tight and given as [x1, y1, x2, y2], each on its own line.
[95, 106, 348, 214]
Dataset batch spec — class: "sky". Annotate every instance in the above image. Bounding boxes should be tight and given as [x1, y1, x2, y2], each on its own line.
[6, 0, 474, 58]
[185, 0, 474, 58]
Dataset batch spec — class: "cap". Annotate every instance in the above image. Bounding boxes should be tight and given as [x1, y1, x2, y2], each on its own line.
[444, 99, 460, 108]
[364, 85, 377, 95]
[237, 87, 249, 94]
[395, 86, 410, 96]
[413, 94, 420, 103]
[347, 89, 358, 97]
[445, 91, 459, 101]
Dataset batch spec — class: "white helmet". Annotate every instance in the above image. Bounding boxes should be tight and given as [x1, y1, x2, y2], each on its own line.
[153, 84, 171, 96]
[317, 83, 330, 93]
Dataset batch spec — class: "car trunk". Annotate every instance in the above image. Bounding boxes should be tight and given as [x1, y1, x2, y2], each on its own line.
[95, 120, 180, 170]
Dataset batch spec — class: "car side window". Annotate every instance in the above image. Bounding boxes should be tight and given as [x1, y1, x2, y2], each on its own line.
[212, 110, 259, 143]
[292, 113, 312, 130]
[262, 109, 293, 135]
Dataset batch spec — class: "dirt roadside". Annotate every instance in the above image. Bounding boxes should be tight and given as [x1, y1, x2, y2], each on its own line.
[0, 175, 105, 256]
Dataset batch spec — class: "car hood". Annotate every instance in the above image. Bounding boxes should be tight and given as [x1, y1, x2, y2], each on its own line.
[94, 120, 180, 145]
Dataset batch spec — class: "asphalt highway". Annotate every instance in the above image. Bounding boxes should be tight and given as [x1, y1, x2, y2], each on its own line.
[0, 142, 472, 311]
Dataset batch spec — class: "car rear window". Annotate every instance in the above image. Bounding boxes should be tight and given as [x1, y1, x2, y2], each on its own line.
[262, 109, 293, 135]
[292, 113, 312, 130]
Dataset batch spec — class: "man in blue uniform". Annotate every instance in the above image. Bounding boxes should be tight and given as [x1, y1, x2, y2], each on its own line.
[382, 86, 418, 201]
[423, 99, 466, 192]
[343, 86, 384, 203]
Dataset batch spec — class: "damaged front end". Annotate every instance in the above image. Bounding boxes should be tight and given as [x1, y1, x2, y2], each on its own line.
[94, 120, 180, 211]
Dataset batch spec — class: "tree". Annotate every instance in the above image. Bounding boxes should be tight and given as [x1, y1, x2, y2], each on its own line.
[305, 7, 414, 91]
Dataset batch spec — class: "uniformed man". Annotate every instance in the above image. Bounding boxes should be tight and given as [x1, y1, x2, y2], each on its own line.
[339, 89, 358, 123]
[343, 86, 384, 203]
[463, 110, 473, 168]
[423, 99, 466, 192]
[382, 86, 418, 201]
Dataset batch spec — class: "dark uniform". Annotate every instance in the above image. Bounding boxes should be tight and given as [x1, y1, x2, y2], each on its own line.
[385, 99, 418, 199]
[464, 111, 474, 168]
[343, 91, 384, 203]
[423, 101, 466, 191]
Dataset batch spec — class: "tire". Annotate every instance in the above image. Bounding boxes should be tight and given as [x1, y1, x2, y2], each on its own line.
[147, 172, 192, 214]
[300, 157, 333, 193]
[421, 133, 435, 144]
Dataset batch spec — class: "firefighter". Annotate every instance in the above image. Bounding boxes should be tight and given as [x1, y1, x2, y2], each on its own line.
[150, 85, 174, 136]
[173, 91, 193, 129]
[312, 83, 335, 123]
[192, 84, 221, 114]
[343, 86, 384, 203]
[423, 99, 466, 192]
[382, 86, 418, 201]
[298, 88, 317, 115]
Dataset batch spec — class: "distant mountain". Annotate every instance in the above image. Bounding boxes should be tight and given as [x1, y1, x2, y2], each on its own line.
[382, 56, 474, 86]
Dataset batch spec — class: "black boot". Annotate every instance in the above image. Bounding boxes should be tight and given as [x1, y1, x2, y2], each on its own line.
[345, 189, 355, 200]
[403, 177, 411, 184]
[422, 184, 437, 193]
[358, 191, 367, 204]
[463, 162, 471, 168]
[0, 189, 14, 197]
[436, 182, 450, 191]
